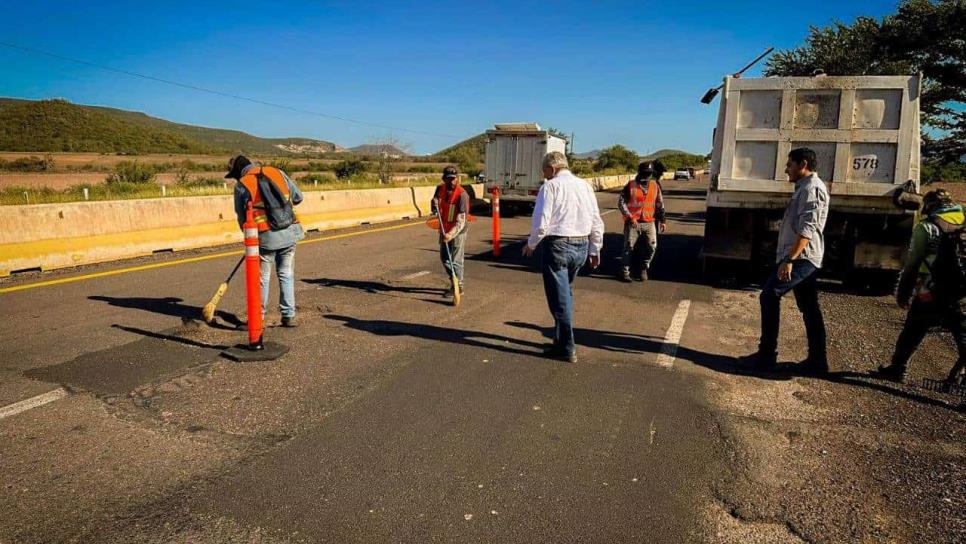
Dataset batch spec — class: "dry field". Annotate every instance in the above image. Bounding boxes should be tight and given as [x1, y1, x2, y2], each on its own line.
[0, 153, 453, 190]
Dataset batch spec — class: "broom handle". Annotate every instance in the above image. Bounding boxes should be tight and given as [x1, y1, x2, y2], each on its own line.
[226, 255, 245, 283]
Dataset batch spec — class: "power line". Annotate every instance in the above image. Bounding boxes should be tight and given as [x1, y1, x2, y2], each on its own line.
[0, 40, 460, 140]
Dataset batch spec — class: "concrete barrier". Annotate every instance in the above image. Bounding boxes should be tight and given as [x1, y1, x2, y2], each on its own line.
[585, 175, 628, 191]
[0, 183, 485, 276]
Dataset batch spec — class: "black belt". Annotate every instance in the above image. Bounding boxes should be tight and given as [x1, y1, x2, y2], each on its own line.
[546, 235, 589, 242]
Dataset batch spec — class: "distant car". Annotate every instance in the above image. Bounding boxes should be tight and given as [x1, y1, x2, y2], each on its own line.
[673, 169, 691, 180]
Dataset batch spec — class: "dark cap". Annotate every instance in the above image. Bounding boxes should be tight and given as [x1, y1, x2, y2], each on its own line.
[225, 155, 252, 179]
[442, 166, 459, 180]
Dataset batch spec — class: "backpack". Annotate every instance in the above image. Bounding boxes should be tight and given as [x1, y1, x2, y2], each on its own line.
[928, 218, 966, 299]
[256, 172, 295, 231]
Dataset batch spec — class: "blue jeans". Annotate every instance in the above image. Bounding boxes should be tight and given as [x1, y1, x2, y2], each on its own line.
[440, 229, 466, 288]
[259, 244, 296, 318]
[541, 237, 589, 356]
[758, 260, 827, 362]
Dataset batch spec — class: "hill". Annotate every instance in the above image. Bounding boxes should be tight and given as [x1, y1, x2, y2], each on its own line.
[573, 149, 603, 159]
[641, 148, 695, 161]
[350, 144, 409, 157]
[0, 98, 340, 155]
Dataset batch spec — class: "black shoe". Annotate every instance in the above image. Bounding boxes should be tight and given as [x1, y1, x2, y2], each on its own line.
[619, 270, 632, 283]
[631, 273, 643, 282]
[281, 316, 299, 328]
[738, 351, 778, 371]
[876, 363, 905, 383]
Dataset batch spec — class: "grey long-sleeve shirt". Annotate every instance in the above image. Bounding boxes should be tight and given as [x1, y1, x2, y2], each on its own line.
[777, 172, 829, 268]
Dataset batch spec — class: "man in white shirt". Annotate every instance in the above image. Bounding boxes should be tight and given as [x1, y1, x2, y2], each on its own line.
[522, 151, 605, 363]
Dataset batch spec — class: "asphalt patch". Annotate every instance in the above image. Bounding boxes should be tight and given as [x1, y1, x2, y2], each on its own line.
[23, 326, 223, 396]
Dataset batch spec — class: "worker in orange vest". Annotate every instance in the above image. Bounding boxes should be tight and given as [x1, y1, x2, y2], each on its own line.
[228, 155, 305, 327]
[431, 166, 470, 296]
[617, 160, 667, 282]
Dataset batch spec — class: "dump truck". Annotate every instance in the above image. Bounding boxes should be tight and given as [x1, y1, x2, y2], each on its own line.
[704, 74, 922, 286]
[484, 123, 568, 214]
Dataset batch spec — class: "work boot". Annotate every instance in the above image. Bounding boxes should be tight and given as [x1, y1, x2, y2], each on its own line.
[542, 344, 576, 363]
[281, 315, 299, 328]
[619, 269, 632, 283]
[738, 351, 777, 371]
[796, 357, 829, 376]
[637, 269, 649, 281]
[876, 363, 906, 383]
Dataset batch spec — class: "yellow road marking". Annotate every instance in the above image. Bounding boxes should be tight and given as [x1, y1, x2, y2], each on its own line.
[0, 221, 423, 294]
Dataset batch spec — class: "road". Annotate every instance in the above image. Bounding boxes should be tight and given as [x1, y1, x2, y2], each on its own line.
[1, 182, 963, 543]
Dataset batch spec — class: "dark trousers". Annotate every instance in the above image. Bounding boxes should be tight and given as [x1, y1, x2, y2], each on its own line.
[759, 260, 827, 364]
[541, 237, 589, 356]
[891, 298, 966, 380]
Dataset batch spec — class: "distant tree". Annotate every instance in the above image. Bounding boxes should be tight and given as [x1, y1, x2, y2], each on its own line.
[371, 135, 410, 184]
[105, 161, 156, 184]
[594, 145, 639, 172]
[334, 158, 368, 179]
[448, 147, 481, 177]
[766, 0, 966, 180]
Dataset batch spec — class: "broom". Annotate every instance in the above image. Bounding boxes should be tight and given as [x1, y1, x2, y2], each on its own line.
[202, 256, 244, 324]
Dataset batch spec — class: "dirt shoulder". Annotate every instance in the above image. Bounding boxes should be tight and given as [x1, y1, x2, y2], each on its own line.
[682, 288, 965, 544]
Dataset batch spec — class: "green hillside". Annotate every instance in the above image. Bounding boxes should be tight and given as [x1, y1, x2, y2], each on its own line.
[0, 98, 338, 155]
[0, 98, 212, 154]
[432, 134, 486, 174]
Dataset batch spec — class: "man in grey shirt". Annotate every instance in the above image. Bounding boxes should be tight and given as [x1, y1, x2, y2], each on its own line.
[742, 147, 830, 373]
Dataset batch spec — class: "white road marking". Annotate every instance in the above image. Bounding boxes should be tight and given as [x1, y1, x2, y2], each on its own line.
[602, 209, 617, 216]
[398, 270, 431, 281]
[655, 299, 692, 368]
[0, 388, 68, 420]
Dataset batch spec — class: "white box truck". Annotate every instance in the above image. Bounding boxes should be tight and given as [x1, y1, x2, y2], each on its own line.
[484, 123, 568, 214]
[704, 74, 922, 286]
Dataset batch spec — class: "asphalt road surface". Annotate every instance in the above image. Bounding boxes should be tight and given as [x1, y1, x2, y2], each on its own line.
[1, 181, 963, 543]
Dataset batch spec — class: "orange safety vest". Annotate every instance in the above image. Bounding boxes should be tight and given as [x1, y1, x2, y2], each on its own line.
[239, 166, 300, 232]
[624, 179, 658, 223]
[437, 183, 465, 233]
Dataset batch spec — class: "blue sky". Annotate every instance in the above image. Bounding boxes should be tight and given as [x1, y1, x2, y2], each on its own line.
[1, 1, 902, 155]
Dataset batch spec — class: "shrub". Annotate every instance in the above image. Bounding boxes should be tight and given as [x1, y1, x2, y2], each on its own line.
[334, 158, 368, 179]
[298, 172, 338, 185]
[176, 173, 225, 188]
[105, 161, 156, 184]
[0, 155, 50, 172]
[267, 157, 293, 173]
[594, 145, 639, 172]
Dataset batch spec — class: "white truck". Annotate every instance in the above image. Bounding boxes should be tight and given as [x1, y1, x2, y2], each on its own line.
[484, 123, 568, 214]
[704, 74, 922, 286]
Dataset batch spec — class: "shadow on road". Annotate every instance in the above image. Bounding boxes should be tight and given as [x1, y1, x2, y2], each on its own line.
[111, 324, 230, 351]
[325, 314, 543, 357]
[828, 371, 964, 412]
[304, 278, 447, 297]
[472, 231, 709, 288]
[88, 295, 242, 330]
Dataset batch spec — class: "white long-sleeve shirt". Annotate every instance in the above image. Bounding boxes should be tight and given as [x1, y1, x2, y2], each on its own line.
[527, 169, 605, 256]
